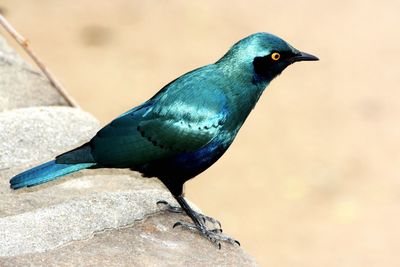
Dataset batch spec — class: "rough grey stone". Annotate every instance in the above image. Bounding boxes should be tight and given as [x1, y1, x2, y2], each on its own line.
[0, 212, 257, 267]
[0, 170, 175, 256]
[0, 35, 68, 111]
[0, 167, 256, 266]
[0, 106, 100, 169]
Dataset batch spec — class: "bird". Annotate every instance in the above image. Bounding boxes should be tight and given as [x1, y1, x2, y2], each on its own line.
[10, 32, 318, 247]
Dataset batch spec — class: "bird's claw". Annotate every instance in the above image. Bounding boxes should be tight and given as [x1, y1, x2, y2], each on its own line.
[173, 221, 197, 230]
[173, 220, 240, 248]
[157, 200, 221, 228]
[200, 214, 222, 228]
[157, 199, 239, 248]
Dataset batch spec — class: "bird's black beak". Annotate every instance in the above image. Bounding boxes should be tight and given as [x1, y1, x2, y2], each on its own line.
[290, 51, 319, 63]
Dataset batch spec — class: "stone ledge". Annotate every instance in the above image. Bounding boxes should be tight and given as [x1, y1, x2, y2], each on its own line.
[0, 186, 174, 256]
[0, 106, 100, 169]
[0, 212, 257, 267]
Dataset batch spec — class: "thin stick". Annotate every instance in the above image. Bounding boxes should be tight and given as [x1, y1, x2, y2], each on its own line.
[0, 14, 79, 107]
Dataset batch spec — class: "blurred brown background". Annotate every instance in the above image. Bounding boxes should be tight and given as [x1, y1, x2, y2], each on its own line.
[1, 1, 399, 266]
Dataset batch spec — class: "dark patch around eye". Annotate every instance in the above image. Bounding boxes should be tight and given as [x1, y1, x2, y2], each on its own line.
[252, 51, 295, 83]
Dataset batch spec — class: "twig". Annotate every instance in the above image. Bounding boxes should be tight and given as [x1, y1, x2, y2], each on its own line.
[0, 14, 79, 108]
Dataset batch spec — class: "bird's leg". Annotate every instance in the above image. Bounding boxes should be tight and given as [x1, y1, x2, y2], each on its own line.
[171, 196, 240, 248]
[157, 200, 221, 228]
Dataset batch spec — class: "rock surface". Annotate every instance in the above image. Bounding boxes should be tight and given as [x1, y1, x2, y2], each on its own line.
[0, 168, 175, 256]
[0, 167, 257, 266]
[0, 35, 68, 111]
[0, 35, 258, 266]
[0, 212, 255, 267]
[0, 106, 100, 170]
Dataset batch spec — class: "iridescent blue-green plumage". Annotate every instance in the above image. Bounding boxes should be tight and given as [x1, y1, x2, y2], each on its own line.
[10, 32, 318, 198]
[10, 161, 95, 189]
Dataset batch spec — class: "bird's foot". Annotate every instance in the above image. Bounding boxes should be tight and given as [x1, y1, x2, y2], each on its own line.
[173, 220, 240, 249]
[157, 200, 221, 228]
[157, 199, 239, 248]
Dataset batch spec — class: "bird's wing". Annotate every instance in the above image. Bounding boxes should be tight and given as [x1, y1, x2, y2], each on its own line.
[90, 66, 228, 167]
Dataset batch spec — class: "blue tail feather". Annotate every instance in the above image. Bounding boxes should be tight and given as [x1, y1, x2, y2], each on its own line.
[10, 160, 96, 189]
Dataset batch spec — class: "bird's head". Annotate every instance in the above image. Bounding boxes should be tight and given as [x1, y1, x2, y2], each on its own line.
[217, 32, 318, 84]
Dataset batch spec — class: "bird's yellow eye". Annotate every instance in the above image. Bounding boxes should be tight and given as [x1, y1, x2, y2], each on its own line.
[271, 52, 280, 61]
